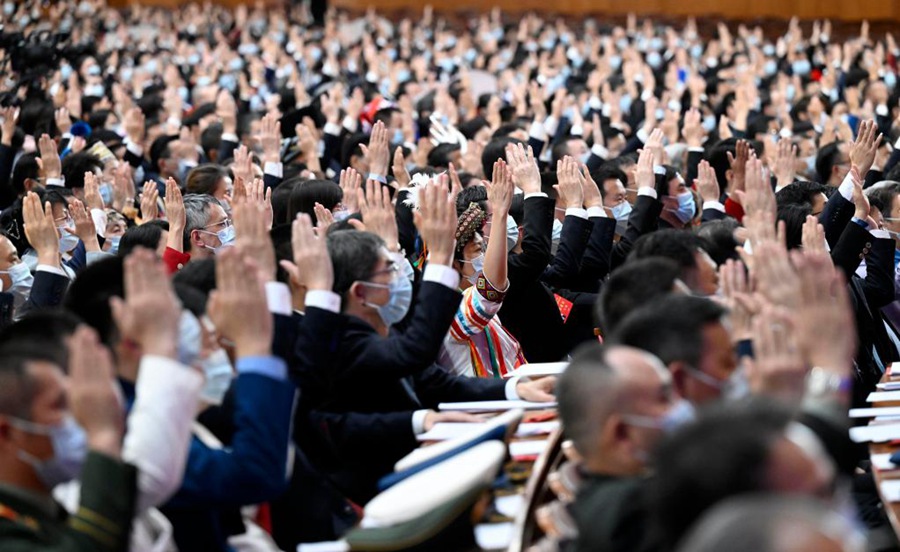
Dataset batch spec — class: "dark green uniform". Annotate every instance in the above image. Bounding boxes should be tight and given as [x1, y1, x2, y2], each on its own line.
[0, 452, 137, 551]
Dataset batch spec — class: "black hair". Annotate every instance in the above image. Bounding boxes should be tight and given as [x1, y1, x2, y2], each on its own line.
[62, 255, 124, 348]
[272, 178, 299, 225]
[649, 398, 793, 549]
[0, 309, 81, 370]
[0, 353, 38, 418]
[627, 229, 709, 270]
[592, 165, 629, 199]
[61, 152, 103, 190]
[118, 220, 170, 257]
[427, 143, 461, 169]
[815, 142, 844, 184]
[696, 219, 741, 266]
[341, 132, 370, 169]
[776, 203, 812, 250]
[456, 185, 488, 216]
[775, 181, 829, 207]
[186, 164, 228, 196]
[868, 182, 900, 217]
[482, 137, 523, 179]
[609, 294, 726, 368]
[11, 153, 39, 196]
[172, 258, 217, 298]
[326, 230, 385, 302]
[597, 258, 682, 335]
[287, 179, 343, 224]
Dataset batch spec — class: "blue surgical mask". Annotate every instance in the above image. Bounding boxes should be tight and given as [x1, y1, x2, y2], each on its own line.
[200, 348, 234, 405]
[99, 183, 113, 206]
[200, 225, 236, 254]
[506, 215, 519, 251]
[671, 191, 696, 224]
[611, 201, 633, 221]
[10, 415, 88, 488]
[618, 94, 633, 114]
[886, 72, 897, 90]
[177, 310, 202, 367]
[690, 44, 703, 59]
[764, 60, 778, 76]
[623, 398, 696, 435]
[196, 76, 212, 87]
[60, 63, 73, 81]
[392, 129, 404, 145]
[579, 152, 591, 165]
[802, 154, 816, 176]
[86, 65, 101, 77]
[333, 209, 351, 221]
[84, 84, 105, 98]
[229, 58, 244, 72]
[552, 218, 563, 244]
[792, 59, 811, 76]
[608, 55, 622, 71]
[362, 273, 413, 327]
[646, 51, 663, 69]
[106, 235, 121, 255]
[57, 228, 79, 253]
[686, 367, 750, 400]
[218, 74, 238, 93]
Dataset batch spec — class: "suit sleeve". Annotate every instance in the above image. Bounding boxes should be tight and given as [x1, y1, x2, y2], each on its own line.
[165, 367, 296, 508]
[610, 194, 662, 270]
[65, 452, 137, 552]
[830, 222, 869, 280]
[575, 217, 617, 291]
[395, 189, 418, 258]
[818, 192, 855, 249]
[411, 364, 507, 407]
[19, 270, 69, 315]
[507, 196, 554, 286]
[541, 215, 592, 289]
[0, 144, 17, 210]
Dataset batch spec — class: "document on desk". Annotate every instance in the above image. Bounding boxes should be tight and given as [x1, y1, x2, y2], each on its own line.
[502, 362, 568, 379]
[881, 480, 900, 502]
[871, 453, 899, 471]
[850, 407, 900, 418]
[416, 421, 560, 442]
[438, 400, 557, 412]
[509, 439, 550, 458]
[849, 423, 900, 443]
[867, 391, 900, 403]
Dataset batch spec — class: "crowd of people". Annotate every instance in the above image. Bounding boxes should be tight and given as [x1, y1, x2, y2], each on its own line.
[0, 0, 898, 550]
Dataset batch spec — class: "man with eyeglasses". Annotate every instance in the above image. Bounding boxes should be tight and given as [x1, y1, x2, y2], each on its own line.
[181, 194, 235, 261]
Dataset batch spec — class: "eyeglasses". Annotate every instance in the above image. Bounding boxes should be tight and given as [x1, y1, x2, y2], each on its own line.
[203, 218, 232, 230]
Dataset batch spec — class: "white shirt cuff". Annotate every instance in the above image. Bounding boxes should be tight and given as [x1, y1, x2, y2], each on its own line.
[265, 282, 293, 316]
[124, 138, 143, 157]
[324, 122, 342, 136]
[37, 264, 66, 277]
[636, 127, 650, 144]
[505, 377, 521, 400]
[565, 207, 588, 219]
[871, 229, 891, 240]
[264, 162, 283, 178]
[688, 147, 704, 153]
[544, 116, 559, 136]
[305, 290, 341, 313]
[524, 192, 548, 199]
[46, 177, 65, 187]
[637, 187, 658, 199]
[91, 208, 108, 238]
[423, 263, 460, 290]
[341, 116, 358, 133]
[412, 409, 429, 435]
[529, 121, 547, 141]
[587, 206, 607, 218]
[702, 200, 725, 213]
[838, 172, 854, 202]
[221, 133, 239, 143]
[591, 143, 609, 158]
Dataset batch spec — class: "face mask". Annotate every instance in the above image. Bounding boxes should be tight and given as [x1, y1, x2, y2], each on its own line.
[802, 154, 816, 175]
[196, 76, 212, 87]
[10, 415, 88, 488]
[99, 183, 113, 206]
[178, 310, 202, 367]
[611, 201, 632, 221]
[229, 58, 244, 72]
[460, 254, 485, 285]
[200, 225, 236, 253]
[646, 51, 662, 69]
[392, 129, 404, 145]
[0, 262, 34, 294]
[623, 398, 696, 435]
[578, 152, 592, 165]
[764, 60, 778, 76]
[362, 273, 413, 327]
[792, 59, 812, 76]
[686, 367, 750, 400]
[690, 44, 703, 59]
[670, 191, 696, 224]
[105, 235, 121, 255]
[333, 209, 351, 221]
[58, 228, 79, 253]
[3, 2, 14, 15]
[886, 72, 897, 90]
[608, 55, 622, 71]
[200, 349, 234, 405]
[551, 218, 563, 244]
[506, 215, 519, 251]
[84, 84, 105, 98]
[396, 69, 412, 83]
[86, 64, 101, 77]
[218, 74, 238, 93]
[618, 94, 633, 114]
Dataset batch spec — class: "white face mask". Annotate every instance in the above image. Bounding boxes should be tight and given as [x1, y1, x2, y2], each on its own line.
[506, 215, 519, 251]
[460, 254, 485, 285]
[200, 349, 234, 405]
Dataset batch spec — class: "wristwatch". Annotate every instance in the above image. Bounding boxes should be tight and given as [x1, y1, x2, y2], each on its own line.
[805, 366, 852, 397]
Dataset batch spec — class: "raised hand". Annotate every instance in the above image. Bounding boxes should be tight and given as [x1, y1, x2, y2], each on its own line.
[505, 143, 541, 195]
[233, 200, 276, 282]
[774, 138, 797, 189]
[736, 157, 776, 222]
[849, 119, 883, 176]
[682, 107, 703, 148]
[800, 215, 827, 254]
[123, 107, 146, 145]
[231, 145, 254, 186]
[754, 240, 801, 309]
[554, 156, 585, 209]
[216, 89, 238, 134]
[83, 172, 104, 211]
[486, 159, 514, 217]
[1, 107, 19, 147]
[634, 148, 654, 190]
[22, 192, 60, 267]
[68, 326, 125, 458]
[357, 179, 399, 252]
[36, 134, 62, 179]
[582, 167, 603, 209]
[391, 147, 411, 189]
[313, 203, 335, 229]
[208, 248, 272, 358]
[140, 181, 159, 222]
[695, 160, 721, 203]
[112, 163, 135, 213]
[413, 175, 457, 266]
[258, 112, 282, 165]
[66, 199, 100, 252]
[745, 304, 807, 401]
[164, 178, 186, 252]
[279, 213, 334, 292]
[849, 166, 870, 222]
[339, 168, 362, 213]
[361, 120, 390, 178]
[719, 258, 760, 343]
[645, 128, 666, 166]
[726, 139, 750, 198]
[109, 248, 181, 358]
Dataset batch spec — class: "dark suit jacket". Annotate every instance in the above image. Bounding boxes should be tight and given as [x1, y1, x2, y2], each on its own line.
[818, 191, 855, 249]
[18, 269, 69, 318]
[610, 194, 662, 271]
[573, 216, 617, 292]
[701, 207, 728, 223]
[568, 473, 654, 552]
[500, 196, 571, 362]
[542, 214, 593, 290]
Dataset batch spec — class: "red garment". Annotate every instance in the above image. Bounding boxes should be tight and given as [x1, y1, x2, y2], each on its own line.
[163, 247, 191, 274]
[725, 197, 744, 223]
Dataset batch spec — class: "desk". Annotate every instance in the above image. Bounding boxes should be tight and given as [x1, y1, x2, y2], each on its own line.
[869, 394, 900, 540]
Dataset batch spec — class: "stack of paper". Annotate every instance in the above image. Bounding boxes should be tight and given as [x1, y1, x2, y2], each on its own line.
[881, 480, 900, 502]
[849, 423, 900, 443]
[502, 362, 568, 379]
[509, 439, 550, 459]
[416, 421, 559, 442]
[866, 391, 900, 403]
[871, 453, 899, 471]
[438, 400, 557, 412]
